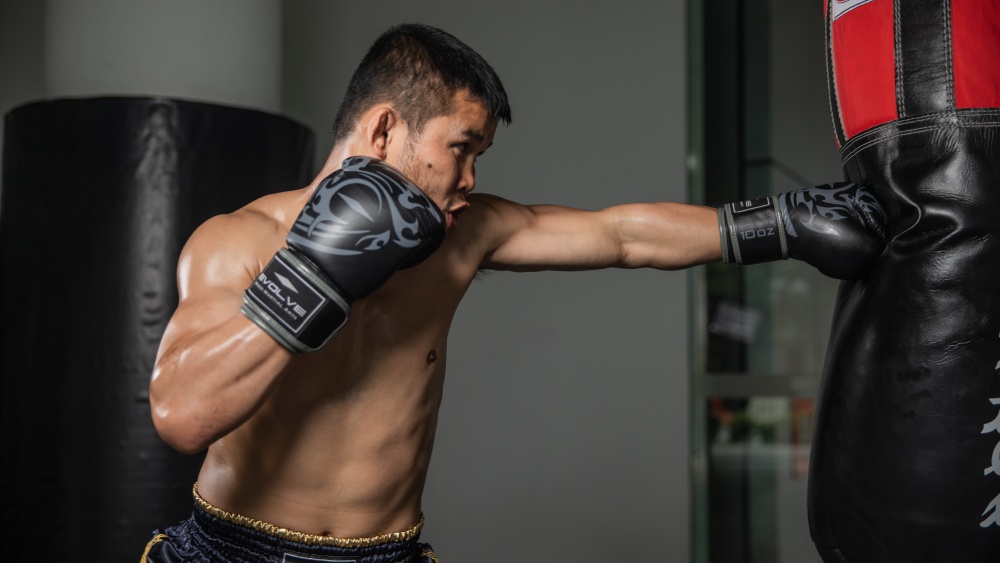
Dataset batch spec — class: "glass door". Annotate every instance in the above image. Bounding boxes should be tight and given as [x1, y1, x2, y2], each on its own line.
[688, 1, 844, 561]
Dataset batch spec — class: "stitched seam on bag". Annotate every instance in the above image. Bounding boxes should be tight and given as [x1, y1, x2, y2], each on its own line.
[842, 121, 1000, 165]
[943, 0, 956, 108]
[841, 108, 1000, 155]
[894, 0, 905, 118]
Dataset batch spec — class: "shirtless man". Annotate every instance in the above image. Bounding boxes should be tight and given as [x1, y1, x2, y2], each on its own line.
[142, 23, 886, 563]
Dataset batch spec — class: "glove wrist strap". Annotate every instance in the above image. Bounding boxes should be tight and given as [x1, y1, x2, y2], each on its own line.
[720, 196, 788, 266]
[241, 248, 350, 353]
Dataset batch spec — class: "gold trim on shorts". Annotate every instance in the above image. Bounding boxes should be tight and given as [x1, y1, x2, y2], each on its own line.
[140, 533, 168, 563]
[192, 483, 423, 548]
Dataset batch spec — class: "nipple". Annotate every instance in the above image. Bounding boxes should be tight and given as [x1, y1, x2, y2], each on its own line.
[426, 350, 437, 364]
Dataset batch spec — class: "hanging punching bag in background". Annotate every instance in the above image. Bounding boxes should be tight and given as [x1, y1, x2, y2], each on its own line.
[0, 97, 314, 561]
[809, 1, 1000, 562]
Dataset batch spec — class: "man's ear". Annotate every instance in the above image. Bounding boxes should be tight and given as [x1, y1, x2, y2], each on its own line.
[362, 106, 401, 160]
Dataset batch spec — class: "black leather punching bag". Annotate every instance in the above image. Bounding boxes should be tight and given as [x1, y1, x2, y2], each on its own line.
[0, 97, 314, 562]
[809, 1, 1000, 561]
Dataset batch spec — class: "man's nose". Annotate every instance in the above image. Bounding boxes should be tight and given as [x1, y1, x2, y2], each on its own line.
[458, 164, 476, 193]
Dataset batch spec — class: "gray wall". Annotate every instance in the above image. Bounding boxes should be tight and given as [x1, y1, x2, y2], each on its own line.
[44, 0, 283, 111]
[0, 1, 45, 186]
[1, 1, 691, 560]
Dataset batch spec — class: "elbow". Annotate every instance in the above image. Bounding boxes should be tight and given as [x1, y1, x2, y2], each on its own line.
[150, 402, 212, 455]
[151, 410, 211, 455]
[149, 374, 213, 455]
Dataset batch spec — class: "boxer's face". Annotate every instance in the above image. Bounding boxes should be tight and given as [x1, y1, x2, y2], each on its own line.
[392, 90, 497, 230]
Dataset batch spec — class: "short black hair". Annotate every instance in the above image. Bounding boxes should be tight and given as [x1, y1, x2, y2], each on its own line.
[331, 23, 512, 146]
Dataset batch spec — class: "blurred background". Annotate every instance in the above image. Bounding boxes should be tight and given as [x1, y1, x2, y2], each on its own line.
[0, 1, 841, 561]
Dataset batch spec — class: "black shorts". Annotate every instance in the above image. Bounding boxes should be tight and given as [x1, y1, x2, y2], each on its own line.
[141, 486, 437, 563]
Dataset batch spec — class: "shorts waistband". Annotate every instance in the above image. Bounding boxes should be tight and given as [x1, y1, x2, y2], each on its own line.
[192, 483, 424, 549]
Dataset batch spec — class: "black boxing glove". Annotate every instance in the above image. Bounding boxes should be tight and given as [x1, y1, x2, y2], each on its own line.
[718, 182, 887, 279]
[241, 156, 445, 353]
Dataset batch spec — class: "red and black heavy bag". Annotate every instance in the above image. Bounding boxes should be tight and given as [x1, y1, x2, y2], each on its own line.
[810, 1, 1000, 561]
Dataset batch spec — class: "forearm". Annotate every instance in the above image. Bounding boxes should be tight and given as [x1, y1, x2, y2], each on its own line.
[150, 315, 293, 454]
[615, 202, 722, 269]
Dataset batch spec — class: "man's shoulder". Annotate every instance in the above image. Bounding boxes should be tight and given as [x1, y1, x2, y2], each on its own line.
[467, 192, 510, 209]
[195, 190, 302, 243]
[466, 193, 528, 221]
[180, 191, 301, 271]
[192, 205, 276, 248]
[465, 193, 537, 230]
[449, 193, 538, 265]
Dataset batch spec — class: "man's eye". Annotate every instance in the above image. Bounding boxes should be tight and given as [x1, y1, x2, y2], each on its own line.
[453, 143, 469, 154]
